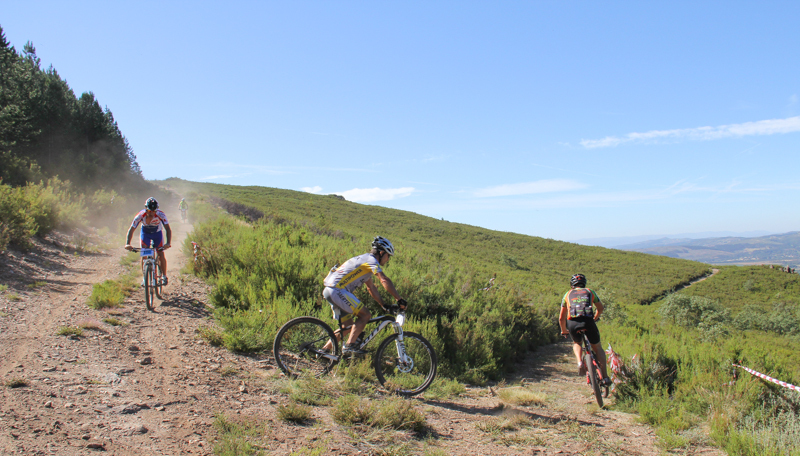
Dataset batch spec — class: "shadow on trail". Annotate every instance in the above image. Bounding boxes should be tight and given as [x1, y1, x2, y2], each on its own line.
[156, 293, 212, 318]
[421, 399, 599, 427]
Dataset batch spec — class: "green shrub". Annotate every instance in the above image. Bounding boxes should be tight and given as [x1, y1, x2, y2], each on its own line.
[498, 386, 547, 406]
[88, 280, 126, 309]
[276, 402, 313, 424]
[0, 178, 86, 250]
[56, 326, 83, 337]
[331, 395, 426, 432]
[286, 377, 332, 406]
[212, 414, 264, 456]
[5, 378, 29, 388]
[102, 317, 127, 326]
[196, 325, 224, 347]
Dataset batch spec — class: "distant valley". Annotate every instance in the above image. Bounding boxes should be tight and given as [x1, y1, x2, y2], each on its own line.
[615, 231, 800, 266]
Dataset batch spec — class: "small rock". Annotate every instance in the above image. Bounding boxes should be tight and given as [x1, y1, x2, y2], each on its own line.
[138, 357, 152, 365]
[43, 367, 56, 372]
[128, 424, 148, 435]
[86, 442, 105, 450]
[65, 403, 75, 409]
[44, 401, 53, 408]
[238, 385, 247, 394]
[128, 345, 140, 352]
[82, 434, 91, 440]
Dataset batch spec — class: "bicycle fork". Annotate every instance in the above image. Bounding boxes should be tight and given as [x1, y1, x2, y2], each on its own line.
[391, 322, 414, 371]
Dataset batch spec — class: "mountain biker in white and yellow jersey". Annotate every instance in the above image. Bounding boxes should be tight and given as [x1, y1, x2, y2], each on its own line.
[323, 236, 407, 355]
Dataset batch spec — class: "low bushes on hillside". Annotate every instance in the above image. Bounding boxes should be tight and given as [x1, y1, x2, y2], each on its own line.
[0, 178, 84, 250]
[186, 215, 557, 382]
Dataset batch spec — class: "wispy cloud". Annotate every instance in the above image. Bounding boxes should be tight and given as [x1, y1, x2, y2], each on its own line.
[337, 187, 415, 203]
[581, 116, 800, 149]
[474, 179, 587, 197]
[301, 186, 322, 193]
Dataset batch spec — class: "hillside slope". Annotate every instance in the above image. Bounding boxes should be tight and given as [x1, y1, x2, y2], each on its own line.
[162, 178, 710, 307]
[0, 227, 724, 455]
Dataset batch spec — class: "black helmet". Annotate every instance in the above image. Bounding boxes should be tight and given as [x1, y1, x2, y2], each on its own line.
[372, 236, 395, 256]
[570, 274, 586, 288]
[145, 197, 159, 211]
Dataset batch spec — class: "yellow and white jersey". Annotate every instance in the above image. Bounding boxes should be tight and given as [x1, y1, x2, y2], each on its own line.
[323, 253, 382, 293]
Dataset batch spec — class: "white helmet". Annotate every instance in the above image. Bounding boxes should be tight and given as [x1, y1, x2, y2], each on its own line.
[372, 236, 395, 256]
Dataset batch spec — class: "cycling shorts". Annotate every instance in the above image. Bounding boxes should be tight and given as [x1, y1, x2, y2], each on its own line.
[566, 317, 601, 345]
[322, 287, 365, 326]
[140, 231, 164, 249]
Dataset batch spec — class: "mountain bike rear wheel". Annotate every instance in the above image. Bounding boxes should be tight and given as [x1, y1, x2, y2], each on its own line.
[374, 331, 437, 397]
[144, 264, 154, 311]
[273, 317, 340, 378]
[585, 352, 603, 407]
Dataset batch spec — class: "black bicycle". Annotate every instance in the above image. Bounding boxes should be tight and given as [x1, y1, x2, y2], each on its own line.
[575, 328, 610, 407]
[127, 244, 166, 311]
[273, 308, 438, 396]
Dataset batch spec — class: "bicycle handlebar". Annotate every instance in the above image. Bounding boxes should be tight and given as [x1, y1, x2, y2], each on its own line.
[127, 246, 167, 252]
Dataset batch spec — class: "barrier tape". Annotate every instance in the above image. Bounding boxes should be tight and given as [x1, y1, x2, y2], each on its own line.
[733, 364, 800, 393]
[605, 344, 624, 391]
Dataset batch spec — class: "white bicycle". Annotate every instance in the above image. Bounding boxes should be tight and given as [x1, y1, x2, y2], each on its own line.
[128, 244, 166, 311]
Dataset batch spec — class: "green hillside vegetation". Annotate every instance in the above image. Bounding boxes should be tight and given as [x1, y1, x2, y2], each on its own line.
[603, 268, 800, 455]
[163, 178, 707, 382]
[166, 178, 800, 454]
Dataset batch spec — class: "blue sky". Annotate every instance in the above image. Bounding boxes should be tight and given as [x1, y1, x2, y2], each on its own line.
[4, 1, 799, 242]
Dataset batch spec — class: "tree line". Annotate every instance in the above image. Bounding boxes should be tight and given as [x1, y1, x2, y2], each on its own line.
[0, 25, 143, 191]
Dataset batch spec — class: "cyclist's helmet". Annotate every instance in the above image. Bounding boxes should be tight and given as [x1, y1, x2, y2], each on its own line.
[372, 236, 395, 256]
[570, 273, 587, 288]
[145, 197, 159, 211]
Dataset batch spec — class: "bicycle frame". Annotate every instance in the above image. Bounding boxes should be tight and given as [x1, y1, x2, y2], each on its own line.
[323, 313, 407, 363]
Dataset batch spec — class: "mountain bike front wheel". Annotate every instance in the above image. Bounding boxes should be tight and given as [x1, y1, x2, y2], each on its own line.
[585, 352, 603, 408]
[273, 317, 340, 379]
[374, 332, 438, 397]
[154, 262, 163, 301]
[144, 264, 154, 311]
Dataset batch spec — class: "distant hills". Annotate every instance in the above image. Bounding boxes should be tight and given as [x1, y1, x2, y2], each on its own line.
[616, 231, 800, 266]
[574, 231, 776, 249]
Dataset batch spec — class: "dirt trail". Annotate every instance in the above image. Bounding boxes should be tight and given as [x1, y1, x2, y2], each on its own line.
[0, 224, 725, 455]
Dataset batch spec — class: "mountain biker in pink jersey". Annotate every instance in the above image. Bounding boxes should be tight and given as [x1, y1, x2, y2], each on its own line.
[322, 236, 407, 355]
[559, 273, 612, 386]
[124, 197, 172, 286]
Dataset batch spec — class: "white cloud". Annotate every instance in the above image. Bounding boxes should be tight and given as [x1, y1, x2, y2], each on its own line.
[474, 179, 587, 197]
[337, 187, 415, 203]
[301, 186, 322, 194]
[581, 116, 800, 149]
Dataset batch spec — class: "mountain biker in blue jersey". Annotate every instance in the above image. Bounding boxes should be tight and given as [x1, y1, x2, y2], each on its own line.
[322, 236, 407, 355]
[559, 273, 612, 386]
[124, 197, 172, 286]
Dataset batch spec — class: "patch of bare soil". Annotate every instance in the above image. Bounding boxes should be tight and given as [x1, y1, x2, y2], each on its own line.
[0, 224, 725, 455]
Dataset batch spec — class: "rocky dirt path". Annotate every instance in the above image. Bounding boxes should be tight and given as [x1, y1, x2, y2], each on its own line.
[0, 225, 725, 455]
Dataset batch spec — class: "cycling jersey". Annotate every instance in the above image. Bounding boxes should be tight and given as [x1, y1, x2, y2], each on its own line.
[131, 209, 169, 235]
[179, 201, 188, 210]
[561, 287, 601, 320]
[323, 253, 383, 293]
